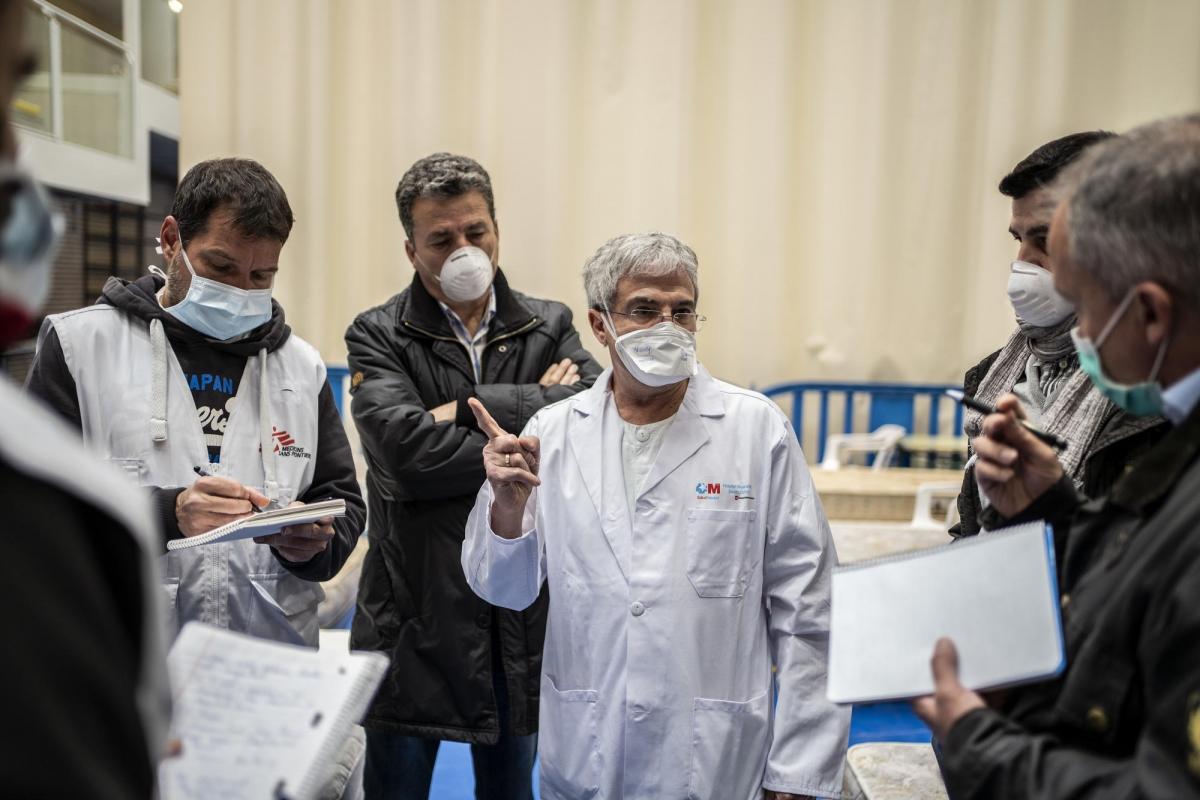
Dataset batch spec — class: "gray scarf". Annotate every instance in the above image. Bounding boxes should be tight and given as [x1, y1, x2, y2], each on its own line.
[964, 318, 1112, 481]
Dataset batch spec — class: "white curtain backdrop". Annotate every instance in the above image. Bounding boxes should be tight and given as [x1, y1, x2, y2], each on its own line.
[180, 0, 1200, 388]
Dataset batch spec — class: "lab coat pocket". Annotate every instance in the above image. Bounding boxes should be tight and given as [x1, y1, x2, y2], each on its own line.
[539, 674, 601, 798]
[686, 508, 757, 597]
[687, 691, 771, 800]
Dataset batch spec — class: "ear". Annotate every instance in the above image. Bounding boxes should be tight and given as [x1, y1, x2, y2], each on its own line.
[159, 216, 181, 262]
[1136, 281, 1174, 349]
[404, 239, 416, 267]
[587, 308, 608, 347]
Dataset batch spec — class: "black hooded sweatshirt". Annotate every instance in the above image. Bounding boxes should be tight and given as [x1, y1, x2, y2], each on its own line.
[25, 274, 365, 582]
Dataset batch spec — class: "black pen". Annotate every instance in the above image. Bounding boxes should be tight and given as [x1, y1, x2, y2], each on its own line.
[193, 465, 266, 512]
[945, 389, 1069, 451]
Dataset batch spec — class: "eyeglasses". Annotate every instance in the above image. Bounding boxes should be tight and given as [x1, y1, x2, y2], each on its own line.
[608, 309, 707, 331]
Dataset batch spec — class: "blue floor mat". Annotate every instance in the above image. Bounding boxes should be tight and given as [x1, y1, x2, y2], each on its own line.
[849, 701, 932, 745]
[425, 704, 929, 797]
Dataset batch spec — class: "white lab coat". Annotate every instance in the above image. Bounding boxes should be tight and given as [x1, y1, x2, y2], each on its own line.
[462, 367, 849, 799]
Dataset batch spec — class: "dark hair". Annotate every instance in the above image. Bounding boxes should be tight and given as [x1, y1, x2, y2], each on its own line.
[172, 158, 294, 246]
[394, 153, 496, 240]
[998, 131, 1117, 199]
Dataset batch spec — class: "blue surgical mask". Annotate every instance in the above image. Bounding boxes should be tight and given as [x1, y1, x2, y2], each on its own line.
[0, 165, 64, 316]
[1070, 287, 1169, 417]
[163, 246, 273, 341]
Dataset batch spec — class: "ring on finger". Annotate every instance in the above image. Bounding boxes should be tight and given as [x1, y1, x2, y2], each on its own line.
[505, 453, 512, 467]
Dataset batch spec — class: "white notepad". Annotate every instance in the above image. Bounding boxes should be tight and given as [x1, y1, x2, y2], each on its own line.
[166, 499, 346, 551]
[159, 622, 388, 800]
[827, 521, 1065, 704]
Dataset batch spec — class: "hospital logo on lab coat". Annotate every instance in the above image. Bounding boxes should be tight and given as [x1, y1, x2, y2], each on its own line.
[695, 481, 722, 499]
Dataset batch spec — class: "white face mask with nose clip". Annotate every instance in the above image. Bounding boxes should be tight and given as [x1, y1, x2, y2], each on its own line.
[1006, 260, 1074, 327]
[603, 309, 697, 388]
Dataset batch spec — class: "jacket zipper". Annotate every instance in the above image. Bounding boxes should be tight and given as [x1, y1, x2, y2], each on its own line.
[402, 316, 541, 346]
[402, 317, 541, 381]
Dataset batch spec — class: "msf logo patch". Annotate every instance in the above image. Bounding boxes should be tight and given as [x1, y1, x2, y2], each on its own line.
[272, 426, 312, 460]
[695, 481, 721, 500]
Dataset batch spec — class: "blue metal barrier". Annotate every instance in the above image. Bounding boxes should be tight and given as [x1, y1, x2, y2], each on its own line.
[761, 381, 964, 463]
[327, 364, 351, 418]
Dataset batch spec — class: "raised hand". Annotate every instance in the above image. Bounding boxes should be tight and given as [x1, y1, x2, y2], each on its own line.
[972, 394, 1064, 518]
[468, 397, 541, 538]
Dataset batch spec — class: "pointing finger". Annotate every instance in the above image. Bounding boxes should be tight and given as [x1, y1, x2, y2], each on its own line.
[468, 397, 507, 439]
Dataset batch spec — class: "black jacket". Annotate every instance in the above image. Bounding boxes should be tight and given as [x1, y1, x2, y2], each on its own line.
[24, 275, 365, 581]
[1, 455, 154, 798]
[939, 398, 1200, 798]
[346, 270, 602, 743]
[952, 349, 1168, 541]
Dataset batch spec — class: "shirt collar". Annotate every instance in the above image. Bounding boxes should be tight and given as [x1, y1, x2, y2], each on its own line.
[437, 287, 497, 337]
[1162, 365, 1200, 425]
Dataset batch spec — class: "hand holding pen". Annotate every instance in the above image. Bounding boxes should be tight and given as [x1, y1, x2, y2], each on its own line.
[946, 389, 1069, 450]
[956, 392, 1066, 519]
[175, 466, 271, 539]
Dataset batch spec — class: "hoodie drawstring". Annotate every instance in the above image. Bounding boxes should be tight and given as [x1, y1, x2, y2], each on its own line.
[149, 318, 169, 443]
[258, 348, 279, 503]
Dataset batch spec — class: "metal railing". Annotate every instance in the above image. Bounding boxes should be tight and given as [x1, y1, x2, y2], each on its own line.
[761, 381, 964, 463]
[15, 0, 135, 158]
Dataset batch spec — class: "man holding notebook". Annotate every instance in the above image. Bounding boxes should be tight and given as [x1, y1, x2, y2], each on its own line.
[26, 158, 366, 647]
[915, 115, 1200, 798]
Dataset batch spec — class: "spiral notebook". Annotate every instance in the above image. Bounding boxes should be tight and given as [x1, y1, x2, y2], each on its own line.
[159, 623, 387, 800]
[827, 521, 1065, 704]
[166, 499, 346, 551]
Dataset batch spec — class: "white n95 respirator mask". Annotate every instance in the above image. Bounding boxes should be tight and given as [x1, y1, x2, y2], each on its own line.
[436, 246, 495, 303]
[1006, 260, 1074, 327]
[604, 312, 698, 388]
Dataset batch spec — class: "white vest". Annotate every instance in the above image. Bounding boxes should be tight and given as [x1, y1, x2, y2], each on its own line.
[43, 304, 328, 645]
[0, 377, 170, 766]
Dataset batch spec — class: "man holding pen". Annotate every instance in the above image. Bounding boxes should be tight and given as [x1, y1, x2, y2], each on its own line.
[915, 115, 1200, 799]
[26, 158, 366, 646]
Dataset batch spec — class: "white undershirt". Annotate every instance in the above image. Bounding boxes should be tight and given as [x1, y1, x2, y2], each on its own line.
[621, 415, 676, 515]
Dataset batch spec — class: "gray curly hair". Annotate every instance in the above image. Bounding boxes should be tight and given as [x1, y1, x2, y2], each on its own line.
[582, 232, 699, 309]
[394, 153, 496, 239]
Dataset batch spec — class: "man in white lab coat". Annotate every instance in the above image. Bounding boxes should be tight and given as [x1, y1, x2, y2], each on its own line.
[461, 232, 849, 799]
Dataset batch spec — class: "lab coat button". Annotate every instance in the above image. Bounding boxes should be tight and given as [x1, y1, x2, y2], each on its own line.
[630, 601, 645, 617]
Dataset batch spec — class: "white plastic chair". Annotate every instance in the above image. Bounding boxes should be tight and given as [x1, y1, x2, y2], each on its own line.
[820, 424, 907, 471]
[911, 481, 962, 529]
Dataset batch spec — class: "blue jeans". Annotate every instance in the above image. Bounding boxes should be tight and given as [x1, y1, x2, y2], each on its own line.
[362, 671, 537, 800]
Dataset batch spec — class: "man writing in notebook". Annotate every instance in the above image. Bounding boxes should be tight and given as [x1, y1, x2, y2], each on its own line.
[915, 115, 1200, 798]
[26, 159, 366, 647]
[462, 232, 849, 799]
